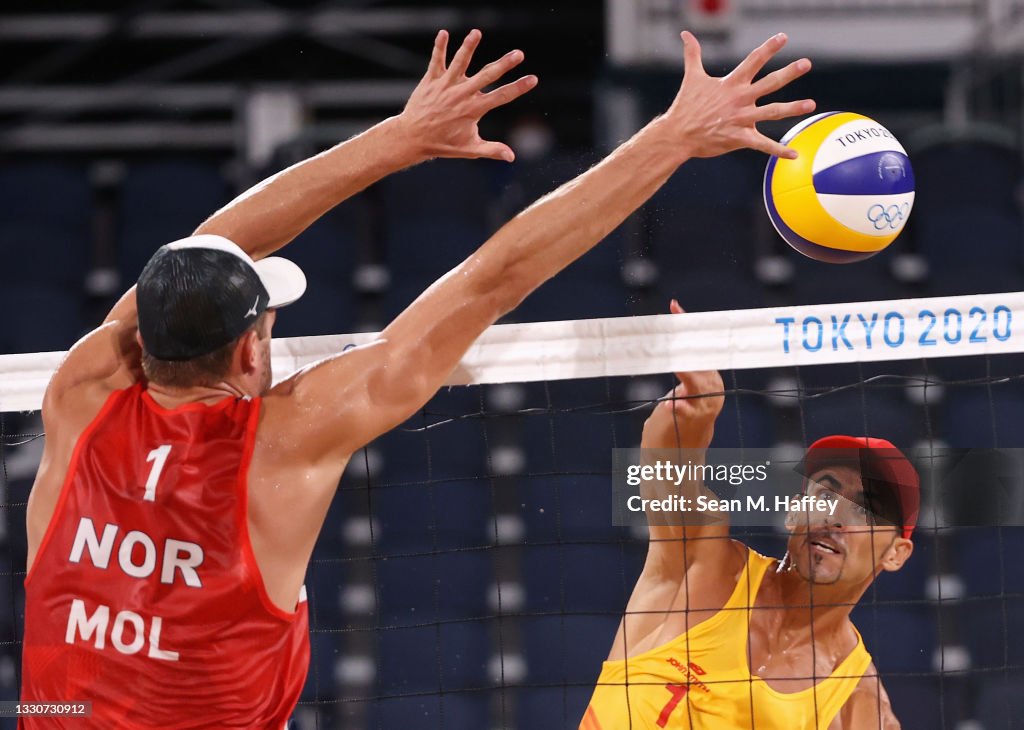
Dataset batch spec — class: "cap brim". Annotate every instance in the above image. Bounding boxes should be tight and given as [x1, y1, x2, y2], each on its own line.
[255, 256, 306, 309]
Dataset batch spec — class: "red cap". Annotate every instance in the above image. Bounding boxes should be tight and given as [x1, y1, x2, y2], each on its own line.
[802, 435, 920, 540]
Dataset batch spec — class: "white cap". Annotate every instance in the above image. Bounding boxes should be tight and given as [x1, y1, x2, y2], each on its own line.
[166, 234, 307, 308]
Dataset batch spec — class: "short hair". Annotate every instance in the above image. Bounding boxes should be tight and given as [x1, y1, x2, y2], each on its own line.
[141, 311, 268, 388]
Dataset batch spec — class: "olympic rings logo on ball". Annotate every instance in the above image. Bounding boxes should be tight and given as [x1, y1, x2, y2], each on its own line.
[866, 203, 910, 231]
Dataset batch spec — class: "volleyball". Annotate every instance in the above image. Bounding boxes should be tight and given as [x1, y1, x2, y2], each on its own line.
[764, 112, 915, 263]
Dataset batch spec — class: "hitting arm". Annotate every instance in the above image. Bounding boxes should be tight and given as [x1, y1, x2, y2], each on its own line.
[275, 32, 814, 464]
[638, 356, 732, 571]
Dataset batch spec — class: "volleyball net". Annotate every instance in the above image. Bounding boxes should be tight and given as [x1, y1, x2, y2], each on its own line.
[2, 291, 1024, 729]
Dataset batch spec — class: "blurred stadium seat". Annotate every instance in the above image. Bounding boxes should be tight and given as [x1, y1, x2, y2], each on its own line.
[374, 551, 491, 627]
[975, 672, 1024, 729]
[522, 406, 632, 475]
[0, 162, 92, 231]
[784, 388, 924, 447]
[710, 395, 777, 448]
[786, 263, 906, 307]
[521, 543, 640, 614]
[955, 595, 1024, 672]
[915, 207, 1023, 272]
[380, 160, 494, 290]
[656, 270, 764, 314]
[367, 694, 490, 729]
[515, 686, 597, 730]
[517, 475, 622, 541]
[271, 203, 366, 336]
[950, 528, 1024, 596]
[301, 632, 344, 702]
[521, 614, 619, 686]
[373, 478, 493, 551]
[645, 154, 760, 275]
[883, 675, 969, 730]
[943, 389, 1024, 448]
[0, 163, 91, 353]
[947, 529, 1024, 672]
[375, 621, 491, 693]
[0, 286, 83, 354]
[305, 557, 351, 624]
[926, 267, 1024, 298]
[912, 138, 1022, 214]
[376, 411, 489, 482]
[852, 604, 937, 673]
[0, 161, 91, 299]
[117, 160, 229, 282]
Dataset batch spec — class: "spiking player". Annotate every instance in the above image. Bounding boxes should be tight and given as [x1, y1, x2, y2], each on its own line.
[582, 331, 919, 730]
[20, 28, 813, 727]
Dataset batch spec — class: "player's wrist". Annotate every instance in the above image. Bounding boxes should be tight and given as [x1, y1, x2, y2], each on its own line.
[378, 114, 432, 167]
[644, 114, 695, 167]
[641, 431, 709, 452]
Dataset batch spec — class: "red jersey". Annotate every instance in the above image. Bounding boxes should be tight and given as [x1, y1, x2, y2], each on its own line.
[21, 383, 310, 729]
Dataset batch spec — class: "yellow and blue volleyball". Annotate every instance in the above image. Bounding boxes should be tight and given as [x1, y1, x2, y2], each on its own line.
[764, 111, 915, 263]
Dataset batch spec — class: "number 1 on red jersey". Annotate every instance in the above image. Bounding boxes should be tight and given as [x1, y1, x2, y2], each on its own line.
[144, 445, 172, 501]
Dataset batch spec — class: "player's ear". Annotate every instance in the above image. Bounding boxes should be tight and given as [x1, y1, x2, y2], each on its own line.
[239, 328, 262, 374]
[880, 536, 913, 573]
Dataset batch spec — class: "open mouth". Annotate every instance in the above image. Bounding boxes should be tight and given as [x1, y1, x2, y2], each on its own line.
[809, 537, 842, 556]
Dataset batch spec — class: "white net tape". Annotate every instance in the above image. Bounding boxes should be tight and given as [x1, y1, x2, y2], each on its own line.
[2, 291, 1022, 412]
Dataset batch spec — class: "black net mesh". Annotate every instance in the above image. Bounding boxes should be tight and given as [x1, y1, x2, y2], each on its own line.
[2, 353, 1023, 729]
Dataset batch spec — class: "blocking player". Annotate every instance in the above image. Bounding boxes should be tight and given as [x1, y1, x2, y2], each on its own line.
[582, 331, 919, 730]
[20, 28, 814, 727]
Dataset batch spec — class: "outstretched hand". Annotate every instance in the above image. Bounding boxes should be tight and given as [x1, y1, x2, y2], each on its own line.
[666, 31, 814, 160]
[399, 29, 539, 162]
[641, 300, 725, 450]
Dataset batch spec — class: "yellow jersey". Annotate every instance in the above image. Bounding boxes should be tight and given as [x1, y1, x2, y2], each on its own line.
[581, 549, 872, 730]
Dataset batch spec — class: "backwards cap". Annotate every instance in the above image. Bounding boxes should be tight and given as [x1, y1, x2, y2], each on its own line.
[137, 234, 306, 361]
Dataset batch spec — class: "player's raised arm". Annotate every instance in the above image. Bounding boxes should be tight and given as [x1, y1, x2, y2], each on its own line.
[102, 30, 532, 320]
[603, 360, 746, 663]
[275, 32, 815, 462]
[193, 29, 536, 261]
[49, 30, 535, 402]
[637, 351, 732, 571]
